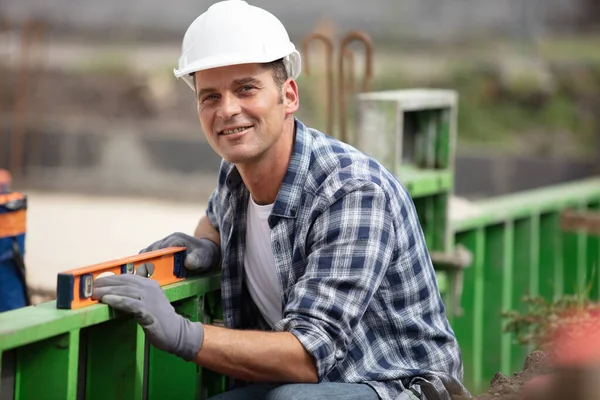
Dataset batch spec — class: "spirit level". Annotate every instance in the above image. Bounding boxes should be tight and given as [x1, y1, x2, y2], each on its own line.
[56, 247, 187, 310]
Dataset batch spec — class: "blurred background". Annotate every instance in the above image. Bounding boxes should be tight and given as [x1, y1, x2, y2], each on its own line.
[0, 0, 599, 299]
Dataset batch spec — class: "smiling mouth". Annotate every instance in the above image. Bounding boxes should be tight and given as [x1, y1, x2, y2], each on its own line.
[219, 126, 253, 136]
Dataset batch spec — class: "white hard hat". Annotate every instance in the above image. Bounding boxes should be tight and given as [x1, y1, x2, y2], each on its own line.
[174, 0, 302, 91]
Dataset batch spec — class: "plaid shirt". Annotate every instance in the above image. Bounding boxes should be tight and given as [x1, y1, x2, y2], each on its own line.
[206, 119, 469, 400]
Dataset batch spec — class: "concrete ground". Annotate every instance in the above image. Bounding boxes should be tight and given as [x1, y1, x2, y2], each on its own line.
[23, 191, 207, 297]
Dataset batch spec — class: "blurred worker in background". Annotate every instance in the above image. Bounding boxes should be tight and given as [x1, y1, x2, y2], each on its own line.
[93, 1, 470, 399]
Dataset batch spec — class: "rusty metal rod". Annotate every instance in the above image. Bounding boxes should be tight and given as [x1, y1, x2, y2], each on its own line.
[343, 49, 355, 98]
[11, 20, 36, 175]
[561, 210, 600, 236]
[338, 30, 374, 144]
[10, 19, 45, 176]
[26, 20, 45, 170]
[302, 32, 335, 135]
[0, 16, 12, 168]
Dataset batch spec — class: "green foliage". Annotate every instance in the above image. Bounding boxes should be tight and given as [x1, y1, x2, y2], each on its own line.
[72, 51, 131, 76]
[502, 278, 598, 350]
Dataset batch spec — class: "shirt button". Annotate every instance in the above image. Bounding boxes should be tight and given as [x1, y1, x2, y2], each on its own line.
[335, 349, 344, 360]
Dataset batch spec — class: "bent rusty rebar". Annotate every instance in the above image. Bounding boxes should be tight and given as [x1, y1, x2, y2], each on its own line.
[302, 32, 335, 135]
[0, 16, 11, 169]
[338, 30, 374, 144]
[11, 19, 45, 176]
[343, 49, 355, 98]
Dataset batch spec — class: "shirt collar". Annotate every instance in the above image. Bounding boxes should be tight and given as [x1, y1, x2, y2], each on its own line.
[223, 118, 312, 225]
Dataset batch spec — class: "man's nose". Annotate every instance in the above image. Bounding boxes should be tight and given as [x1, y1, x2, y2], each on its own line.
[217, 93, 241, 120]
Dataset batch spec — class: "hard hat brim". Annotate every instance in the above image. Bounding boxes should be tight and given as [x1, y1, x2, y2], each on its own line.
[174, 48, 301, 91]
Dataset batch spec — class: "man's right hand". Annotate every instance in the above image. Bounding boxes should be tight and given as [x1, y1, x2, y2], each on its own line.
[139, 232, 220, 273]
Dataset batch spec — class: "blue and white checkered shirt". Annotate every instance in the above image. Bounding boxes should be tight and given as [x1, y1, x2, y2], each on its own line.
[206, 119, 469, 400]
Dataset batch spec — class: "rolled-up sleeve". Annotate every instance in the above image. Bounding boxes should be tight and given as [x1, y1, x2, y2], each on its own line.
[273, 181, 396, 379]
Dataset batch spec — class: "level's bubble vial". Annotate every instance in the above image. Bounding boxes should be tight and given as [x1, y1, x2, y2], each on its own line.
[80, 274, 94, 299]
[121, 262, 135, 274]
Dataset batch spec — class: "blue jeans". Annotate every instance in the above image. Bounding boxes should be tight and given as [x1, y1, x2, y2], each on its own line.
[207, 382, 379, 400]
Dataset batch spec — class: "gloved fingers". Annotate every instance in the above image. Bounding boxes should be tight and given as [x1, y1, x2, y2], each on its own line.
[100, 294, 143, 315]
[184, 250, 210, 271]
[92, 285, 143, 301]
[140, 233, 190, 254]
[161, 236, 188, 249]
[136, 263, 152, 277]
[139, 239, 164, 254]
[93, 273, 147, 288]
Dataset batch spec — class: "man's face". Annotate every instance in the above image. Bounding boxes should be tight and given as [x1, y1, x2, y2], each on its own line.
[194, 63, 298, 165]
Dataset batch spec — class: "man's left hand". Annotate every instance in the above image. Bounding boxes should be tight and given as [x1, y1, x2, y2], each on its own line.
[92, 274, 204, 361]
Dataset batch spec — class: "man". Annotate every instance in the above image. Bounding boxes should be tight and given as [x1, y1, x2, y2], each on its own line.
[93, 1, 470, 399]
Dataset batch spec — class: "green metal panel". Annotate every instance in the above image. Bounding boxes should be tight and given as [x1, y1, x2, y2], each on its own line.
[435, 109, 450, 169]
[147, 296, 201, 400]
[562, 223, 582, 296]
[200, 291, 228, 398]
[480, 224, 504, 387]
[14, 331, 79, 400]
[501, 220, 514, 376]
[538, 212, 561, 300]
[414, 193, 449, 253]
[84, 318, 144, 400]
[509, 218, 534, 373]
[453, 228, 483, 391]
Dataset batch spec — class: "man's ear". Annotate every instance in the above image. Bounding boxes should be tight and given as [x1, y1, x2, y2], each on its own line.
[283, 79, 299, 116]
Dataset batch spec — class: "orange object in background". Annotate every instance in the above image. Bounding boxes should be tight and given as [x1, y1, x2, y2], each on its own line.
[0, 190, 29, 312]
[56, 247, 187, 310]
[550, 311, 600, 367]
[0, 192, 27, 238]
[522, 313, 600, 400]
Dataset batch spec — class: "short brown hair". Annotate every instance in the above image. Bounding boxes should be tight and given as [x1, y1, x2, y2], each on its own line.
[261, 58, 288, 90]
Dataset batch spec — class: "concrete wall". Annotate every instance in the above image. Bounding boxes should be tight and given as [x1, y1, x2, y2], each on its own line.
[0, 0, 587, 44]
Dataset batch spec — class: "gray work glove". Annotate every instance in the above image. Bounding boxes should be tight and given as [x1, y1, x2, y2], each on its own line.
[137, 232, 220, 277]
[92, 273, 204, 361]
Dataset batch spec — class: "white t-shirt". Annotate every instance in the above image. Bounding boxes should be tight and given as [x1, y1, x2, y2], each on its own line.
[243, 196, 283, 328]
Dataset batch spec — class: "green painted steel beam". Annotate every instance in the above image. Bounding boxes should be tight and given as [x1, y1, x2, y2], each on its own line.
[500, 220, 514, 376]
[0, 273, 221, 352]
[473, 227, 485, 390]
[398, 166, 453, 198]
[481, 225, 504, 387]
[84, 319, 145, 400]
[452, 178, 600, 232]
[436, 109, 451, 169]
[452, 230, 478, 390]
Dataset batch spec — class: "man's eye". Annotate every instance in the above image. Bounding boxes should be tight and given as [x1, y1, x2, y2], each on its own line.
[240, 86, 255, 92]
[203, 94, 218, 102]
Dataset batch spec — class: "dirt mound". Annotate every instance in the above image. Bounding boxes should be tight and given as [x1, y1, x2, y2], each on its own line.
[454, 351, 551, 400]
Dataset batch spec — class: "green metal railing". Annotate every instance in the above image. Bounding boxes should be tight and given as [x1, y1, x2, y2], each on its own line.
[0, 273, 225, 399]
[450, 177, 600, 393]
